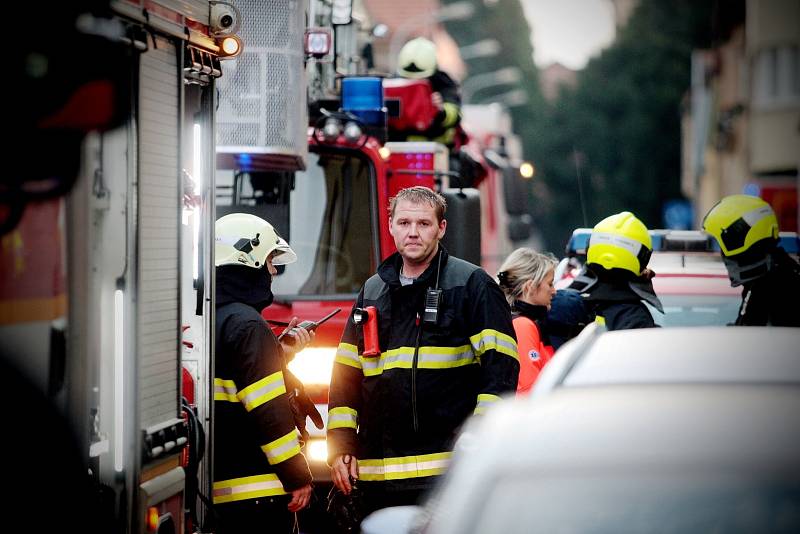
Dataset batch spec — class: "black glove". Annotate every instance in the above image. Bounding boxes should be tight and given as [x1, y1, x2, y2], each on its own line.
[326, 479, 365, 533]
[285, 369, 324, 442]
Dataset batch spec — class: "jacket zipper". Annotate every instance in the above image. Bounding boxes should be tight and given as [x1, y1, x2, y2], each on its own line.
[411, 318, 422, 433]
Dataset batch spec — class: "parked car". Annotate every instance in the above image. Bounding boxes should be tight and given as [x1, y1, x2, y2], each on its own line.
[362, 325, 800, 534]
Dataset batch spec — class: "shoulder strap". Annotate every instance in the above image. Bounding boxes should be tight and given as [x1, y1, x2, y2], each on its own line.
[363, 274, 388, 301]
[439, 256, 479, 290]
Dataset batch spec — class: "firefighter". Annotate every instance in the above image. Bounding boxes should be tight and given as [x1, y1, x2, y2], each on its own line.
[395, 37, 462, 148]
[497, 248, 558, 395]
[327, 187, 519, 522]
[213, 213, 314, 534]
[569, 211, 663, 330]
[702, 194, 800, 326]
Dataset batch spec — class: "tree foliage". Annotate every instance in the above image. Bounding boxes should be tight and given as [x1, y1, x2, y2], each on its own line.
[533, 0, 715, 251]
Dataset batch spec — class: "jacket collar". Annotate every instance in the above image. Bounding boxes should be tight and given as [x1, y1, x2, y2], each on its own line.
[216, 265, 274, 311]
[512, 300, 548, 321]
[378, 246, 449, 288]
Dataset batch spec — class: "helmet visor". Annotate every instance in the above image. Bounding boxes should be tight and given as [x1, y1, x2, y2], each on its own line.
[270, 237, 298, 265]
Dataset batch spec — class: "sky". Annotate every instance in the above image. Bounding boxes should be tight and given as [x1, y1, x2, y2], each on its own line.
[521, 0, 616, 70]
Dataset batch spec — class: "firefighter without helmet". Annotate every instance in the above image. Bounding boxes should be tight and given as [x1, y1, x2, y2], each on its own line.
[215, 213, 297, 268]
[398, 37, 438, 79]
[587, 211, 652, 276]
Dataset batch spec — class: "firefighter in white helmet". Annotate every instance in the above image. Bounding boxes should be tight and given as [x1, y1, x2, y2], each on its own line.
[703, 195, 800, 326]
[213, 213, 321, 533]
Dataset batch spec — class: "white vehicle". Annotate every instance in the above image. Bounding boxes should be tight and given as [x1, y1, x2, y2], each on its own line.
[363, 325, 800, 534]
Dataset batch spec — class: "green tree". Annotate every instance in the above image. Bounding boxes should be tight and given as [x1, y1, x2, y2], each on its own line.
[535, 0, 715, 251]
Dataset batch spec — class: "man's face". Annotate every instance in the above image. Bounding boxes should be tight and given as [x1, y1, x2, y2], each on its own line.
[389, 199, 446, 264]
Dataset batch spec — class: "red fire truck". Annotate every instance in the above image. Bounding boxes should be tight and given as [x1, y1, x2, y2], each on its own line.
[2, 1, 242, 532]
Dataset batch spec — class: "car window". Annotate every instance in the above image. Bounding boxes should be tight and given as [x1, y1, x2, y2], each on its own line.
[472, 473, 800, 533]
[646, 295, 740, 327]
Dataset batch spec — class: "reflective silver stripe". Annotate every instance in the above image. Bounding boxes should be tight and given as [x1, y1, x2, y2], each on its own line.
[469, 329, 518, 360]
[261, 431, 302, 465]
[474, 393, 501, 414]
[328, 407, 358, 429]
[214, 378, 238, 402]
[361, 346, 478, 376]
[237, 371, 286, 412]
[741, 205, 774, 227]
[589, 231, 643, 255]
[357, 452, 453, 481]
[212, 473, 287, 503]
[335, 343, 362, 369]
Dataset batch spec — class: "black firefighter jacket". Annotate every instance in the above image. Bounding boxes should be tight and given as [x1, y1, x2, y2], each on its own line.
[735, 247, 800, 326]
[213, 266, 311, 505]
[327, 248, 519, 492]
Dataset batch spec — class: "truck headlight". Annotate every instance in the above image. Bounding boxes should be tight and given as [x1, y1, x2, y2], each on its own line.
[287, 346, 337, 386]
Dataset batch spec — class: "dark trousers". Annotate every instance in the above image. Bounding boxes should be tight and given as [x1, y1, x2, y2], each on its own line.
[215, 496, 296, 534]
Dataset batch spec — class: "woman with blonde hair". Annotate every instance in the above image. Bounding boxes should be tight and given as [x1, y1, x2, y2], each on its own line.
[497, 248, 558, 395]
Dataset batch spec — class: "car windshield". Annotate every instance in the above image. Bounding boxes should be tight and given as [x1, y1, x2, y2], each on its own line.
[216, 148, 378, 297]
[646, 295, 740, 327]
[471, 473, 800, 534]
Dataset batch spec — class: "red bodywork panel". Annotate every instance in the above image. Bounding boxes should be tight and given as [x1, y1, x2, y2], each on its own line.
[383, 78, 438, 132]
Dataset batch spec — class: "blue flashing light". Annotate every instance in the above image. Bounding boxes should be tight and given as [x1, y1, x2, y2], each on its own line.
[743, 182, 761, 197]
[238, 153, 252, 166]
[342, 77, 385, 126]
[779, 233, 799, 254]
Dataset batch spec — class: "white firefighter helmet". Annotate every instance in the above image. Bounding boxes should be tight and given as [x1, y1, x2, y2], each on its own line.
[398, 37, 437, 79]
[215, 213, 297, 269]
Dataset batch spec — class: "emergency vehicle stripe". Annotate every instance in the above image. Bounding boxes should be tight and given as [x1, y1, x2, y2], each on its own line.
[212, 473, 287, 504]
[213, 378, 238, 402]
[357, 452, 453, 481]
[237, 371, 286, 412]
[469, 329, 519, 361]
[261, 430, 302, 465]
[328, 407, 358, 430]
[335, 343, 362, 369]
[474, 393, 501, 415]
[360, 345, 478, 377]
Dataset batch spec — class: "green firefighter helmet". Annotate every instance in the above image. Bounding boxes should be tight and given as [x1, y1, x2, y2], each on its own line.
[702, 194, 778, 257]
[214, 213, 296, 269]
[587, 211, 652, 276]
[398, 37, 437, 79]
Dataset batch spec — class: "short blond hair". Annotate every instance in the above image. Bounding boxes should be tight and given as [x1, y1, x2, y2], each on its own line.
[389, 186, 447, 223]
[497, 248, 558, 305]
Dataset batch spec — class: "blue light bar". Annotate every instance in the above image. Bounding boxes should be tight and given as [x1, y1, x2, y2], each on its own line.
[341, 77, 385, 126]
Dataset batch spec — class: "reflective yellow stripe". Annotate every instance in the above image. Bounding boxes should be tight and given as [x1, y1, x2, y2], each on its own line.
[595, 315, 606, 326]
[360, 345, 478, 377]
[237, 371, 286, 412]
[213, 473, 287, 504]
[469, 329, 519, 361]
[214, 378, 238, 402]
[441, 102, 460, 127]
[328, 407, 358, 430]
[474, 393, 501, 415]
[357, 452, 452, 481]
[261, 430, 302, 465]
[334, 343, 362, 369]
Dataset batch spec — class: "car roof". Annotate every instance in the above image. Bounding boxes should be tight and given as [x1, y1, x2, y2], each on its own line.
[534, 325, 800, 393]
[429, 385, 800, 534]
